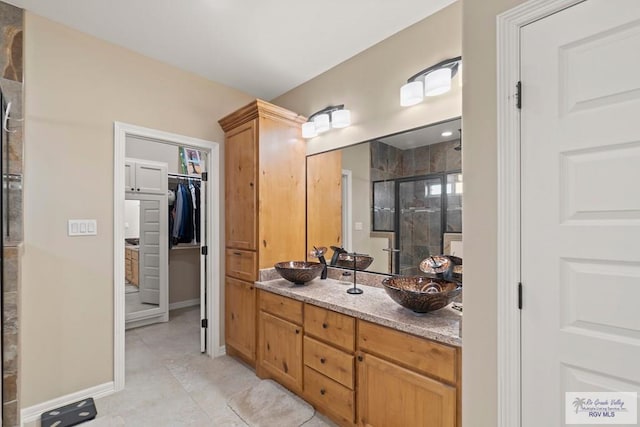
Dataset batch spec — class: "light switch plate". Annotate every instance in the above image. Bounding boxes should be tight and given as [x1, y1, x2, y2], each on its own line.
[354, 221, 364, 231]
[68, 219, 98, 236]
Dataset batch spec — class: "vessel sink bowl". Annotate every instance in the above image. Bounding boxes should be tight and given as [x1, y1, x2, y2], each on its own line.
[274, 261, 324, 285]
[335, 254, 374, 270]
[382, 276, 462, 313]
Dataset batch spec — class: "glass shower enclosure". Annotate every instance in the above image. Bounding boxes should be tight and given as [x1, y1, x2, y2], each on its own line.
[373, 171, 462, 275]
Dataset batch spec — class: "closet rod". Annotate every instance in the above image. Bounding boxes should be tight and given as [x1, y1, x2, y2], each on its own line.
[167, 172, 201, 181]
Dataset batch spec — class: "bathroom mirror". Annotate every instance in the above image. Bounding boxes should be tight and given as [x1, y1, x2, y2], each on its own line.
[306, 117, 462, 275]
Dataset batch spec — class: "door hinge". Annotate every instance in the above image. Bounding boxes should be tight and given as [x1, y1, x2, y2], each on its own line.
[518, 282, 523, 310]
[516, 81, 522, 109]
[201, 318, 208, 328]
[201, 172, 208, 182]
[201, 246, 208, 256]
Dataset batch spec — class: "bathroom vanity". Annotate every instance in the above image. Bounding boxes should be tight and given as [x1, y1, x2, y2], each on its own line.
[254, 275, 462, 427]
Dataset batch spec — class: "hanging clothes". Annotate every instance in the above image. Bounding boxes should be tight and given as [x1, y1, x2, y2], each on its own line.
[170, 178, 201, 246]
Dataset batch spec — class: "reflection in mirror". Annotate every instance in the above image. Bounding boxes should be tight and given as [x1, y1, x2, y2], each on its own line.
[125, 199, 161, 315]
[308, 117, 462, 276]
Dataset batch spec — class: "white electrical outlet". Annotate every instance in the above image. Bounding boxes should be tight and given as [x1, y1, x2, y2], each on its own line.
[354, 221, 363, 231]
[68, 220, 98, 236]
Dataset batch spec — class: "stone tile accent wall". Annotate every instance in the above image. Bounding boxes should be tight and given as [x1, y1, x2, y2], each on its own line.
[0, 2, 23, 425]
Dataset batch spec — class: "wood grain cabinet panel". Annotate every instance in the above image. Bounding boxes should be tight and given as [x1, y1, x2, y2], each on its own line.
[220, 100, 306, 366]
[357, 352, 456, 427]
[224, 120, 258, 251]
[258, 311, 303, 393]
[358, 320, 458, 384]
[306, 150, 342, 256]
[304, 366, 355, 425]
[259, 290, 303, 325]
[225, 277, 256, 363]
[304, 336, 354, 389]
[304, 304, 355, 352]
[225, 249, 257, 282]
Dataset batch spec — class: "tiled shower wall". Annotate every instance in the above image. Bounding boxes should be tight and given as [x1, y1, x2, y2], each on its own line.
[371, 139, 461, 275]
[1, 2, 23, 426]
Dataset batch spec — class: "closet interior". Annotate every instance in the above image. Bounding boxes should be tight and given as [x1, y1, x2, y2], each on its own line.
[123, 135, 207, 336]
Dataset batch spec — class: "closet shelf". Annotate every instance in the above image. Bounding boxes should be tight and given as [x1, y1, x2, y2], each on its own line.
[171, 244, 201, 250]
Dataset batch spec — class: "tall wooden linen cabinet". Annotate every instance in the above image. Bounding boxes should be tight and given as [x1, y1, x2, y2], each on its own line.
[219, 100, 307, 366]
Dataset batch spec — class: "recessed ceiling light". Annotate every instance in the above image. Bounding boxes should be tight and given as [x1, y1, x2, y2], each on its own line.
[441, 130, 453, 137]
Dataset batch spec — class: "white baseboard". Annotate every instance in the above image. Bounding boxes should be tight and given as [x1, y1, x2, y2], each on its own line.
[21, 382, 115, 426]
[215, 345, 226, 357]
[169, 298, 200, 311]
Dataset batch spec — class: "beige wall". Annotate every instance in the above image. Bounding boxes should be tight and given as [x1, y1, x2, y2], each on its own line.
[21, 13, 253, 407]
[461, 0, 525, 425]
[125, 136, 183, 174]
[272, 2, 462, 155]
[169, 250, 200, 304]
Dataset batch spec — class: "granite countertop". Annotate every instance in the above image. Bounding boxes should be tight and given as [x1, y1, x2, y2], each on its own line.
[255, 277, 462, 347]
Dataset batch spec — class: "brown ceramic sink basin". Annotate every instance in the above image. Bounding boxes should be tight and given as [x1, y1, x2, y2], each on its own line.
[274, 261, 324, 285]
[334, 253, 374, 270]
[382, 276, 461, 313]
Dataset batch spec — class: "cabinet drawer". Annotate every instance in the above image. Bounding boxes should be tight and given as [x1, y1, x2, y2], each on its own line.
[226, 249, 257, 282]
[259, 291, 303, 325]
[304, 336, 354, 389]
[304, 366, 354, 424]
[358, 320, 458, 384]
[304, 304, 355, 352]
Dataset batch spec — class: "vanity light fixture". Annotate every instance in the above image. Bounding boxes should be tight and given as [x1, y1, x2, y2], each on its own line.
[400, 56, 462, 107]
[302, 105, 351, 139]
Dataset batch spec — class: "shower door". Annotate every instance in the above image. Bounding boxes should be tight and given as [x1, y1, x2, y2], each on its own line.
[396, 176, 444, 275]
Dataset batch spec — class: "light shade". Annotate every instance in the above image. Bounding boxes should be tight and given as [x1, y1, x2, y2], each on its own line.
[400, 81, 424, 107]
[313, 113, 331, 133]
[302, 122, 317, 139]
[331, 109, 351, 128]
[425, 68, 452, 96]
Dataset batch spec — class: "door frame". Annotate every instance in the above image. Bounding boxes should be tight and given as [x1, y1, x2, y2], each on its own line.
[496, 1, 585, 426]
[113, 122, 221, 392]
[341, 169, 353, 252]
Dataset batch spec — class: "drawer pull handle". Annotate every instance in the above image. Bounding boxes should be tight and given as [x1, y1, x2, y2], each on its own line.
[233, 252, 242, 256]
[320, 358, 326, 364]
[322, 323, 328, 329]
[357, 355, 363, 362]
[320, 388, 326, 395]
[295, 329, 300, 334]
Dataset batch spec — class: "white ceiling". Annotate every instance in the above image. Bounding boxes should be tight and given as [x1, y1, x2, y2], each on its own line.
[378, 117, 461, 150]
[6, 0, 457, 99]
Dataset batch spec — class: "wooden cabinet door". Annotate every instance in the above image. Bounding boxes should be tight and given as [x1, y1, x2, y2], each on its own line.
[225, 277, 256, 363]
[258, 311, 303, 393]
[357, 353, 456, 427]
[306, 150, 342, 256]
[134, 161, 167, 194]
[225, 120, 257, 250]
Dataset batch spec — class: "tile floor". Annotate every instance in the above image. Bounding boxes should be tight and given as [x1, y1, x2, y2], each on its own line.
[28, 307, 335, 426]
[125, 290, 157, 315]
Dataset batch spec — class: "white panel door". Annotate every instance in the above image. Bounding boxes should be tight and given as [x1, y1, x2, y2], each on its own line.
[135, 161, 167, 194]
[139, 199, 162, 305]
[521, 1, 640, 425]
[124, 160, 135, 193]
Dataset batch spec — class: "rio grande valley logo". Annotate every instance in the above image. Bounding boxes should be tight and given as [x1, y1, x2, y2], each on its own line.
[566, 392, 637, 424]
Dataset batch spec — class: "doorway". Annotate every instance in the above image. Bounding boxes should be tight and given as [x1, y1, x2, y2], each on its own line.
[497, 0, 640, 425]
[114, 122, 221, 392]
